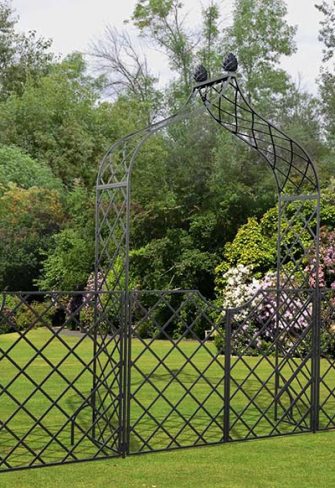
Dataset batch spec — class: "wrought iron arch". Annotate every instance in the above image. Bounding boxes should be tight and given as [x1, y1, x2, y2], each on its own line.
[94, 63, 323, 447]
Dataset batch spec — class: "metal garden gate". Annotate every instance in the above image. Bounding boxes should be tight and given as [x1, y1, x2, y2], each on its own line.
[1, 55, 335, 473]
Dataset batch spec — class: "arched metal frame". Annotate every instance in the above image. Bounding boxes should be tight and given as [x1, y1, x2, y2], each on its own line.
[93, 70, 326, 453]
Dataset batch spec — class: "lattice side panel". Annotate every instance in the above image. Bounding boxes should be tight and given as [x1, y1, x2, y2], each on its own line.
[278, 195, 319, 290]
[0, 292, 120, 471]
[96, 186, 128, 291]
[227, 289, 314, 441]
[319, 289, 335, 430]
[91, 292, 123, 453]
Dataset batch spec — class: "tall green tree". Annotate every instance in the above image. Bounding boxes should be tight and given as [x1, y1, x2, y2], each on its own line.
[225, 0, 297, 110]
[317, 0, 335, 61]
[277, 83, 328, 179]
[0, 1, 53, 99]
[131, 0, 195, 94]
[90, 27, 162, 124]
[316, 1, 335, 144]
[35, 183, 96, 291]
[0, 53, 114, 186]
[0, 186, 64, 290]
[0, 144, 62, 194]
[196, 2, 221, 78]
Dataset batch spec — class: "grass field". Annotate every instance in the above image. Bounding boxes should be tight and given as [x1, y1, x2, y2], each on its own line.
[0, 432, 335, 487]
[0, 327, 335, 486]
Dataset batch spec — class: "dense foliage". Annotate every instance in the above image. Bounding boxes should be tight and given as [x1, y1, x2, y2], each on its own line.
[0, 0, 334, 343]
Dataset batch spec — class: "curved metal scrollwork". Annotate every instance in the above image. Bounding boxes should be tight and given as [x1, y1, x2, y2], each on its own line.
[195, 74, 319, 195]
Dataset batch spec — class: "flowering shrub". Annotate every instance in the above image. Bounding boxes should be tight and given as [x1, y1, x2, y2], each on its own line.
[216, 215, 277, 277]
[306, 227, 335, 291]
[80, 271, 124, 333]
[215, 265, 312, 354]
[218, 264, 261, 320]
[305, 228, 335, 342]
[79, 272, 104, 331]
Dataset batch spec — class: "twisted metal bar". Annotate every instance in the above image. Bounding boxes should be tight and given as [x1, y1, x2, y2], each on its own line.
[195, 75, 319, 195]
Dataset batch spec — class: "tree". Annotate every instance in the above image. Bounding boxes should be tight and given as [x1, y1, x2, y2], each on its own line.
[131, 0, 195, 94]
[225, 0, 297, 110]
[89, 27, 162, 123]
[130, 228, 218, 296]
[277, 83, 329, 180]
[0, 0, 327, 304]
[0, 186, 64, 290]
[0, 1, 53, 99]
[316, 0, 335, 61]
[36, 183, 95, 290]
[316, 1, 335, 144]
[0, 144, 62, 194]
[36, 228, 94, 291]
[0, 53, 114, 186]
[196, 2, 221, 78]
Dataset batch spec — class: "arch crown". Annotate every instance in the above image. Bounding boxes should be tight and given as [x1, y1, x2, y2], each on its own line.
[96, 61, 320, 294]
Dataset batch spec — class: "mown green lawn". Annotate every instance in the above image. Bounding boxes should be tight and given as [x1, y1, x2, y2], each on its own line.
[0, 328, 335, 486]
[0, 432, 335, 487]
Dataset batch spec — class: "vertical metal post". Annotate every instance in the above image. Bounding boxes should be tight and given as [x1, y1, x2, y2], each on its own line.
[122, 154, 132, 457]
[311, 289, 321, 433]
[91, 188, 101, 441]
[119, 291, 128, 457]
[91, 322, 98, 441]
[119, 290, 131, 457]
[274, 344, 280, 422]
[118, 291, 124, 456]
[311, 197, 321, 433]
[223, 309, 232, 442]
[125, 291, 132, 455]
[274, 196, 283, 422]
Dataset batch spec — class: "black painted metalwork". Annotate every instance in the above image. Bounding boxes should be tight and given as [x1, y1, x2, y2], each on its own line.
[1, 55, 333, 473]
[222, 53, 238, 72]
[0, 291, 122, 471]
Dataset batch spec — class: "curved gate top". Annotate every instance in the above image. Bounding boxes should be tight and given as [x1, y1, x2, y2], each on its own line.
[95, 56, 320, 293]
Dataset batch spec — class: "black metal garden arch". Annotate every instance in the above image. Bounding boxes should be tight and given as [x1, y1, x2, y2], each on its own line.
[92, 54, 334, 457]
[1, 54, 335, 473]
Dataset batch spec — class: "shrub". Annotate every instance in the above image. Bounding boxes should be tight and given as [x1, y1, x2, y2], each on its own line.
[15, 301, 54, 331]
[1, 295, 20, 333]
[214, 266, 312, 355]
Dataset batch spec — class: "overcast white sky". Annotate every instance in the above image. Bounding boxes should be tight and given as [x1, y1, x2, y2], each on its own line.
[12, 0, 324, 94]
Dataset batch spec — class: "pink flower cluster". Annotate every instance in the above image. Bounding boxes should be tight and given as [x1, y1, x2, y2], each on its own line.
[306, 228, 335, 304]
[255, 273, 311, 341]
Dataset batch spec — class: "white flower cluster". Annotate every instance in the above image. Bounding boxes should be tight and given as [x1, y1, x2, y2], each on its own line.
[220, 264, 262, 320]
[219, 265, 310, 346]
